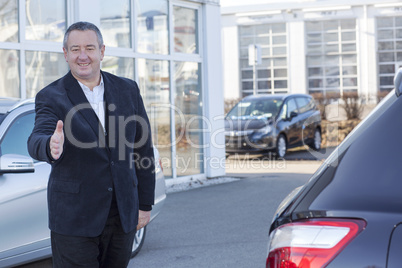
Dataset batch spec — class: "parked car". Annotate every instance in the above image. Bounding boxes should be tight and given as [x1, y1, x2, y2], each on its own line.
[0, 99, 166, 267]
[225, 93, 321, 158]
[266, 70, 402, 267]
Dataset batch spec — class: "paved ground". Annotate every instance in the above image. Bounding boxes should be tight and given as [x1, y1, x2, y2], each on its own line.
[130, 173, 312, 268]
[226, 147, 335, 175]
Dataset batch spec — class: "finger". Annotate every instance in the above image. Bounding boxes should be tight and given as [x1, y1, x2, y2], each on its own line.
[55, 120, 64, 136]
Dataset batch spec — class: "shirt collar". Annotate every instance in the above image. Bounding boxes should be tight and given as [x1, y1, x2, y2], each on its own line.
[77, 75, 104, 94]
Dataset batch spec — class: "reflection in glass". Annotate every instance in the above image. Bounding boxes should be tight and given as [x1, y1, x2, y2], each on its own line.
[307, 33, 321, 44]
[378, 30, 393, 40]
[173, 6, 198, 54]
[323, 20, 338, 31]
[343, 78, 357, 87]
[307, 19, 358, 94]
[25, 51, 68, 98]
[342, 32, 356, 41]
[0, 49, 19, 97]
[308, 67, 323, 77]
[25, 0, 65, 42]
[174, 62, 203, 176]
[306, 21, 321, 32]
[137, 0, 168, 54]
[100, 0, 130, 48]
[258, 69, 270, 79]
[102, 56, 134, 79]
[377, 18, 393, 28]
[258, 80, 269, 89]
[0, 0, 18, 42]
[272, 23, 286, 33]
[379, 65, 394, 74]
[138, 59, 171, 177]
[379, 52, 394, 62]
[378, 41, 394, 51]
[340, 19, 355, 30]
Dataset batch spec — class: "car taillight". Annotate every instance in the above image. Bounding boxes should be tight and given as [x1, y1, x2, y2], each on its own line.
[159, 159, 163, 171]
[266, 218, 366, 268]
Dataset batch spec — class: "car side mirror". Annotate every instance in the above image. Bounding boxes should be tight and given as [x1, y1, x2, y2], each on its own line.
[394, 68, 402, 97]
[0, 154, 34, 174]
[289, 111, 298, 119]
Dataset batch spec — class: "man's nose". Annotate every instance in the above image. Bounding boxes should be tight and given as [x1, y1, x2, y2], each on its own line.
[79, 49, 88, 59]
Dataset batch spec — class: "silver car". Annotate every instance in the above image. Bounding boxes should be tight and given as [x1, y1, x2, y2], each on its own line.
[0, 99, 166, 267]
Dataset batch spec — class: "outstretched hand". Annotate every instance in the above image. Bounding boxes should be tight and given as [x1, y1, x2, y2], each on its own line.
[50, 120, 64, 160]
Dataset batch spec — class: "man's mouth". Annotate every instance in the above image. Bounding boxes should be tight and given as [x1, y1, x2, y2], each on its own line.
[78, 63, 90, 67]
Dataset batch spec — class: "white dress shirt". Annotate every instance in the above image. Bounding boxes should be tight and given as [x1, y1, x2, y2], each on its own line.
[78, 76, 105, 131]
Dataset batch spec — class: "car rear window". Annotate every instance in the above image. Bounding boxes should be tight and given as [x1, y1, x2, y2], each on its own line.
[306, 92, 402, 213]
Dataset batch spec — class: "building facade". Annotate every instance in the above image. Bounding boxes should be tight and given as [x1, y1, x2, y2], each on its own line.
[0, 0, 225, 180]
[221, 0, 402, 101]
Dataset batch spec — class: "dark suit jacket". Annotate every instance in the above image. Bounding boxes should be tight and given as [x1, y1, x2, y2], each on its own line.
[28, 71, 155, 237]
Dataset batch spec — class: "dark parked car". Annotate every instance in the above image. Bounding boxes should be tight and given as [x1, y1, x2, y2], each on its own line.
[225, 93, 321, 158]
[266, 70, 402, 267]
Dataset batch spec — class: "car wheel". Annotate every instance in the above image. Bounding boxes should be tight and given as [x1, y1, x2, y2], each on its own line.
[131, 226, 146, 258]
[276, 134, 287, 158]
[309, 129, 321, 151]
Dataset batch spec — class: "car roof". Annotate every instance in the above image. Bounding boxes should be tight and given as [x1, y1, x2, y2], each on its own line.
[0, 98, 35, 114]
[241, 93, 311, 101]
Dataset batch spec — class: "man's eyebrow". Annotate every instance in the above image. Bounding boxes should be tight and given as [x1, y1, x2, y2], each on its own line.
[69, 44, 97, 49]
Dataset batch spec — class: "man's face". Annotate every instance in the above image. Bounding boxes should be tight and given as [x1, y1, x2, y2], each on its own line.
[63, 30, 105, 84]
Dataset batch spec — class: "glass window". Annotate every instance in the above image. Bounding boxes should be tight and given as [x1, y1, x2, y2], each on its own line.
[238, 23, 288, 95]
[173, 6, 198, 54]
[102, 56, 134, 80]
[138, 59, 171, 177]
[296, 97, 310, 114]
[0, 49, 20, 97]
[174, 61, 203, 176]
[1, 112, 35, 157]
[306, 21, 321, 32]
[25, 0, 65, 42]
[0, 0, 18, 42]
[137, 0, 168, 54]
[281, 98, 298, 119]
[25, 51, 68, 98]
[377, 16, 402, 92]
[306, 19, 358, 95]
[100, 0, 131, 48]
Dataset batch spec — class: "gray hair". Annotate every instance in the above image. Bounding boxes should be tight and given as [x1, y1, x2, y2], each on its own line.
[63, 21, 104, 49]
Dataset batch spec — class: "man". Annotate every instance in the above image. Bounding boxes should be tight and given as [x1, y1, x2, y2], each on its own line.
[27, 21, 155, 267]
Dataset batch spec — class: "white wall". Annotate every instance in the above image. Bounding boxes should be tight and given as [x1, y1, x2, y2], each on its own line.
[221, 15, 240, 100]
[203, 4, 226, 178]
[288, 20, 307, 94]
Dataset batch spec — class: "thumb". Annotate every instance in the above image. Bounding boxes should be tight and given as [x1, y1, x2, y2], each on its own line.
[55, 120, 64, 135]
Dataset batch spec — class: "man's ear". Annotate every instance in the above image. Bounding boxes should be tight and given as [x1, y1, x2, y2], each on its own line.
[63, 47, 68, 62]
[100, 45, 105, 61]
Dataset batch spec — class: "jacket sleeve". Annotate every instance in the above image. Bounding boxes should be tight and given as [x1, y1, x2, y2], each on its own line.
[133, 82, 156, 210]
[27, 90, 60, 163]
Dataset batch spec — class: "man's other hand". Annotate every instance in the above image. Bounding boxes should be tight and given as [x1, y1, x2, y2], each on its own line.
[137, 210, 151, 230]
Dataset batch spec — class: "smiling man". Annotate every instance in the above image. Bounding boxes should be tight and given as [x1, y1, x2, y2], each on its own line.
[28, 21, 155, 267]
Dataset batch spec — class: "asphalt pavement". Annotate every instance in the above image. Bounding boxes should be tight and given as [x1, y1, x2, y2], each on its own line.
[130, 172, 312, 267]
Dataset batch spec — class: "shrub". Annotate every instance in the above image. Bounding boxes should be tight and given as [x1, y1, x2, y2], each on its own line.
[341, 92, 364, 120]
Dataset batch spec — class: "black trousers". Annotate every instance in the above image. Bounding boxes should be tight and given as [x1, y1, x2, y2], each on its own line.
[51, 197, 136, 268]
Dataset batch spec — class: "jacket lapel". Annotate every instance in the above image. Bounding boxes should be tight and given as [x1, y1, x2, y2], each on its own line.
[102, 71, 119, 150]
[64, 71, 104, 141]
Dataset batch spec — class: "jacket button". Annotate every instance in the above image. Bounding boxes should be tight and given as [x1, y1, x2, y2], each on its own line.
[108, 187, 113, 192]
[111, 161, 115, 166]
